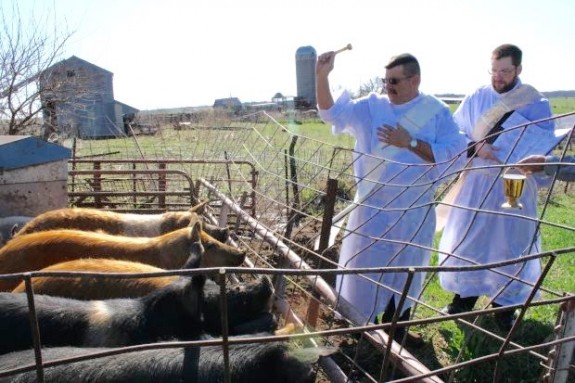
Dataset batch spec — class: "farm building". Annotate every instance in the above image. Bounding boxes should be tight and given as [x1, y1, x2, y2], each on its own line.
[213, 97, 243, 113]
[0, 135, 71, 216]
[295, 45, 317, 109]
[40, 56, 139, 139]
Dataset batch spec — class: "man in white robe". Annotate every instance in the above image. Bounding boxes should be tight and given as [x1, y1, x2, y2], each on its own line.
[316, 52, 465, 331]
[438, 44, 555, 331]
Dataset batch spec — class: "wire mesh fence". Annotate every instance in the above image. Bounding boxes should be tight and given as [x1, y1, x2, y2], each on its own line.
[2, 110, 575, 382]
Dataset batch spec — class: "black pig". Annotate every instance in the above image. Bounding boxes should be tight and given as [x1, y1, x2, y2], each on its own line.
[0, 341, 334, 383]
[0, 274, 205, 355]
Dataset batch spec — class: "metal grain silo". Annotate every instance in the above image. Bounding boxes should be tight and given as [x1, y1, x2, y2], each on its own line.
[295, 46, 317, 109]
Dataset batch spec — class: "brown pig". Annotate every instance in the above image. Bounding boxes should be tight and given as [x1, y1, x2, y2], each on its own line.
[0, 222, 245, 291]
[12, 201, 229, 242]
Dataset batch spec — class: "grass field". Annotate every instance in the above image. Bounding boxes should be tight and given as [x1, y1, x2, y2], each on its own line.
[551, 97, 575, 115]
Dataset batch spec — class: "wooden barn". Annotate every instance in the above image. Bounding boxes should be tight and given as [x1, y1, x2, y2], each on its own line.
[40, 56, 139, 139]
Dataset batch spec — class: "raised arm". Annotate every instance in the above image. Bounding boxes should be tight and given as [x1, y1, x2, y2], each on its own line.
[316, 51, 336, 110]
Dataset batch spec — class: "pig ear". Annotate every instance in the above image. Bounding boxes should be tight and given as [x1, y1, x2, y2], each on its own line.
[188, 220, 203, 242]
[190, 199, 210, 214]
[182, 222, 204, 269]
[10, 223, 21, 238]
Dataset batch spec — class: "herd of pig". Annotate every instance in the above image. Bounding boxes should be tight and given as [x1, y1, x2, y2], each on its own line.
[0, 203, 333, 382]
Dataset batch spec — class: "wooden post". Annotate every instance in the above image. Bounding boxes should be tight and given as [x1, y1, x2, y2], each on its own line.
[93, 161, 101, 208]
[305, 178, 338, 328]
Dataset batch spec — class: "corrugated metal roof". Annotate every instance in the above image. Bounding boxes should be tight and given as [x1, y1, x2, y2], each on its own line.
[0, 136, 71, 171]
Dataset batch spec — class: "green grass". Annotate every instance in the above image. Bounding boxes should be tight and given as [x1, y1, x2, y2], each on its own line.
[550, 97, 575, 115]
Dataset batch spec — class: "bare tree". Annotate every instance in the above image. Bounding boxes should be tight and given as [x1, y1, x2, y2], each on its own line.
[0, 1, 73, 137]
[356, 77, 383, 98]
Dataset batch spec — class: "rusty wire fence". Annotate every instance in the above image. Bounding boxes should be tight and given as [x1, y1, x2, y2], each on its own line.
[3, 110, 575, 382]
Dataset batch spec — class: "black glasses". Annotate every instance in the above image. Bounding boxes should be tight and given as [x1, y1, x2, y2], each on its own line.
[382, 76, 413, 85]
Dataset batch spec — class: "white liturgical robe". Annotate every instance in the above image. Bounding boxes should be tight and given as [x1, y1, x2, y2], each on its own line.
[438, 80, 555, 306]
[319, 91, 464, 323]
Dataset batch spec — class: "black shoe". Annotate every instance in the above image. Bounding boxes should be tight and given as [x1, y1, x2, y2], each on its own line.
[492, 304, 517, 332]
[375, 300, 424, 348]
[441, 294, 479, 315]
[393, 328, 425, 348]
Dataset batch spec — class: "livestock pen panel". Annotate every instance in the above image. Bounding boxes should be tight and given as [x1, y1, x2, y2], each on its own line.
[2, 110, 575, 382]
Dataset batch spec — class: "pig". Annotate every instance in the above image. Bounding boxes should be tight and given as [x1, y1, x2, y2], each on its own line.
[0, 222, 245, 291]
[0, 341, 334, 383]
[11, 258, 277, 336]
[12, 202, 229, 242]
[0, 272, 207, 355]
[10, 259, 179, 299]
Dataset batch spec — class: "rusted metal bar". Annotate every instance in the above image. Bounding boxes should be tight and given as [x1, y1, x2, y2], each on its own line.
[93, 161, 102, 208]
[68, 169, 196, 210]
[131, 162, 137, 207]
[68, 159, 258, 216]
[158, 163, 166, 208]
[23, 274, 45, 383]
[217, 269, 232, 383]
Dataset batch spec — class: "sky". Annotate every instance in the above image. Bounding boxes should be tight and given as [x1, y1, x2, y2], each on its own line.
[5, 0, 575, 110]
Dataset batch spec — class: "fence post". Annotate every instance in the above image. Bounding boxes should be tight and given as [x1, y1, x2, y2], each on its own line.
[305, 177, 338, 328]
[158, 162, 166, 209]
[545, 296, 575, 383]
[93, 161, 101, 208]
[284, 136, 300, 239]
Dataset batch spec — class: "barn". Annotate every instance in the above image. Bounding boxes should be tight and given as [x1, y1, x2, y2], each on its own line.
[39, 56, 139, 139]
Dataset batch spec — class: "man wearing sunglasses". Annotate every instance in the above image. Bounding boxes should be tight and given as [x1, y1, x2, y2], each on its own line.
[437, 44, 555, 332]
[316, 51, 464, 344]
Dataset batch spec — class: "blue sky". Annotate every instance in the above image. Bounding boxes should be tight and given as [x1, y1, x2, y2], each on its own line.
[6, 0, 575, 110]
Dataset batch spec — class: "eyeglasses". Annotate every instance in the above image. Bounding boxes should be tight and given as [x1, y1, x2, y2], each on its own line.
[488, 67, 516, 76]
[382, 76, 413, 85]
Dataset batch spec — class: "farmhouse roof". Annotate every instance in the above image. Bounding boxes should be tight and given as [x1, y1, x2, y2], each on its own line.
[44, 55, 113, 76]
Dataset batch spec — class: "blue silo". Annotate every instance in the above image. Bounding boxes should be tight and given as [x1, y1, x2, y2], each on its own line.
[295, 46, 317, 109]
